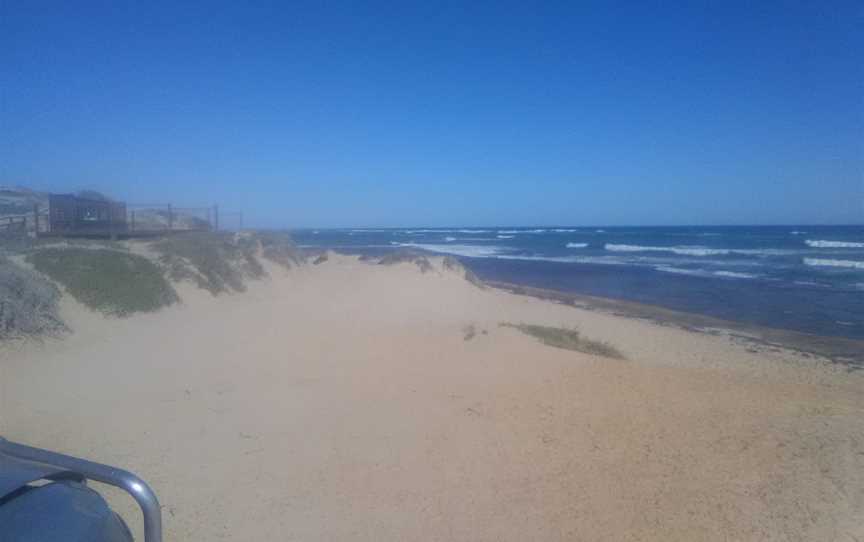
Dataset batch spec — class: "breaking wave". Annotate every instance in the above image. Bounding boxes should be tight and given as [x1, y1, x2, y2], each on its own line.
[605, 244, 796, 257]
[497, 255, 629, 265]
[805, 240, 864, 249]
[390, 242, 506, 258]
[714, 270, 759, 279]
[566, 242, 588, 248]
[804, 258, 864, 270]
[606, 244, 731, 256]
[656, 267, 758, 279]
[405, 229, 492, 234]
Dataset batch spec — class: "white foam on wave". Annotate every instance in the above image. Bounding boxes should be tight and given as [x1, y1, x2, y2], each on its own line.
[790, 231, 807, 235]
[655, 266, 708, 277]
[606, 244, 731, 256]
[804, 258, 864, 269]
[498, 255, 587, 263]
[713, 270, 758, 279]
[566, 242, 588, 248]
[390, 242, 505, 258]
[404, 229, 492, 234]
[656, 267, 758, 279]
[497, 230, 519, 234]
[552, 228, 579, 233]
[391, 242, 630, 265]
[497, 255, 628, 265]
[497, 235, 515, 239]
[595, 229, 606, 233]
[605, 244, 795, 257]
[445, 236, 457, 242]
[805, 239, 864, 248]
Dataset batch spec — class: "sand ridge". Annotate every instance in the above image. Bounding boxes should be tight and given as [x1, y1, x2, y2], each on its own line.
[1, 253, 862, 541]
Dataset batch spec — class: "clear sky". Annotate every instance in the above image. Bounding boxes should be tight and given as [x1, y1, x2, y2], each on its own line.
[2, 1, 862, 227]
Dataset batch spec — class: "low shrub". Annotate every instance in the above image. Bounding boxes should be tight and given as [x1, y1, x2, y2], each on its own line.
[27, 248, 178, 316]
[0, 258, 66, 338]
[500, 322, 625, 359]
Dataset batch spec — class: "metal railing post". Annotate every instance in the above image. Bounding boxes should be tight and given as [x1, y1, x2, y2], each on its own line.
[0, 437, 163, 542]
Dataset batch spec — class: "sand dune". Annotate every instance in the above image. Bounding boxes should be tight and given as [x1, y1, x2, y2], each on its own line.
[2, 253, 862, 541]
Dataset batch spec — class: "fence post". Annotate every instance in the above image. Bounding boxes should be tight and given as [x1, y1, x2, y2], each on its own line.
[131, 210, 136, 232]
[168, 204, 174, 231]
[33, 203, 39, 237]
[213, 205, 219, 231]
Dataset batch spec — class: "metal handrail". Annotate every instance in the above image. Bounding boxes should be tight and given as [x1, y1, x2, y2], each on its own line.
[0, 437, 162, 542]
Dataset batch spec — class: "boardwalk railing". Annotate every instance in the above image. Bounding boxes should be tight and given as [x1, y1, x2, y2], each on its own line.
[13, 198, 246, 239]
[0, 215, 29, 235]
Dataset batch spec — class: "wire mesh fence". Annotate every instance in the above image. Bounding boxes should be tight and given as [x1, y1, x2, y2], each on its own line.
[25, 198, 241, 238]
[127, 204, 215, 233]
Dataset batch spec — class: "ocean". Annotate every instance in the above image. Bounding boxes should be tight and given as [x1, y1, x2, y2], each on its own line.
[291, 225, 864, 341]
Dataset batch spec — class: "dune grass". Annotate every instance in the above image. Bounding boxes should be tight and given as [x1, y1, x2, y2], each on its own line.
[378, 250, 434, 273]
[256, 231, 304, 269]
[151, 232, 266, 294]
[442, 256, 484, 287]
[500, 322, 625, 359]
[27, 248, 178, 316]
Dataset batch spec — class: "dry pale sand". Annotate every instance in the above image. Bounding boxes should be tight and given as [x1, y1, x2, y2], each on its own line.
[2, 254, 863, 541]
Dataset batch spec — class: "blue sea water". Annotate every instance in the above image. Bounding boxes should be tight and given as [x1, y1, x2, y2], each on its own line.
[290, 226, 864, 341]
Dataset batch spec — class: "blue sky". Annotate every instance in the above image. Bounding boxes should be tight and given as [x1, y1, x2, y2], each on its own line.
[2, 1, 862, 227]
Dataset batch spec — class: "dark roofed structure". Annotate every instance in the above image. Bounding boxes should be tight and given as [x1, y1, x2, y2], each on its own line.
[48, 194, 127, 236]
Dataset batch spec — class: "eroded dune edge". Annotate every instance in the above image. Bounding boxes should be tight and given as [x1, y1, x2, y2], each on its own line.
[2, 243, 862, 542]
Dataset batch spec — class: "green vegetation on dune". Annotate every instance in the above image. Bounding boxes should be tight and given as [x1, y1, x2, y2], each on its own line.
[501, 322, 625, 359]
[442, 256, 484, 287]
[27, 248, 178, 316]
[151, 232, 266, 294]
[256, 231, 304, 269]
[377, 250, 433, 272]
[0, 230, 303, 336]
[0, 258, 66, 338]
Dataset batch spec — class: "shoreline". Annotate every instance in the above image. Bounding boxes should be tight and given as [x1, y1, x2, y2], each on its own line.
[484, 280, 864, 368]
[320, 247, 864, 367]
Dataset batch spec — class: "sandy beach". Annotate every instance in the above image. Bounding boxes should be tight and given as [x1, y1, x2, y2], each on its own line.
[2, 253, 862, 541]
